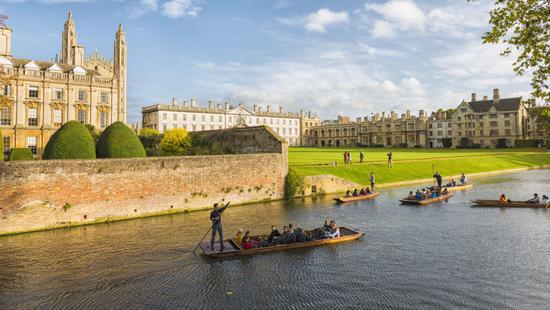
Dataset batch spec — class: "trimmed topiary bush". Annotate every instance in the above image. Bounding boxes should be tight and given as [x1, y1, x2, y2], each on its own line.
[285, 168, 306, 199]
[96, 121, 146, 158]
[43, 121, 96, 160]
[9, 148, 34, 161]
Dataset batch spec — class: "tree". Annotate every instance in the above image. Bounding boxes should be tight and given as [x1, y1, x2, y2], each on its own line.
[139, 127, 160, 137]
[159, 128, 191, 156]
[529, 106, 550, 136]
[445, 108, 456, 119]
[481, 0, 550, 101]
[85, 124, 100, 145]
[43, 121, 96, 160]
[96, 121, 146, 158]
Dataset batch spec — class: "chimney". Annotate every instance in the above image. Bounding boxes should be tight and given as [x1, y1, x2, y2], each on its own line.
[253, 104, 258, 112]
[217, 103, 221, 109]
[406, 110, 411, 119]
[224, 102, 229, 110]
[401, 114, 406, 119]
[279, 106, 283, 114]
[364, 116, 369, 122]
[191, 98, 196, 107]
[171, 97, 178, 105]
[471, 93, 477, 102]
[493, 88, 500, 102]
[419, 110, 425, 118]
[308, 111, 311, 118]
[356, 117, 362, 123]
[183, 100, 188, 107]
[391, 111, 397, 120]
[208, 100, 214, 109]
[483, 95, 488, 101]
[267, 105, 271, 112]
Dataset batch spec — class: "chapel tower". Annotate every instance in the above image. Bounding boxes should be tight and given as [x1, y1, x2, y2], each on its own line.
[60, 11, 77, 65]
[114, 23, 127, 122]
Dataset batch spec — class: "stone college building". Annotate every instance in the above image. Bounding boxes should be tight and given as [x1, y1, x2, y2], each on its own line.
[0, 12, 127, 158]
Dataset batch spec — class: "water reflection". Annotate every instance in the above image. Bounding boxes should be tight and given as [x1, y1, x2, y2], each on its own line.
[1, 170, 550, 309]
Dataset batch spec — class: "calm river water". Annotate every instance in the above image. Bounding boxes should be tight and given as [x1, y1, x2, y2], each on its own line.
[1, 169, 550, 309]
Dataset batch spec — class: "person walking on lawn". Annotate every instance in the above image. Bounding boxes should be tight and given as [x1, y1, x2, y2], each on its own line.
[387, 151, 393, 168]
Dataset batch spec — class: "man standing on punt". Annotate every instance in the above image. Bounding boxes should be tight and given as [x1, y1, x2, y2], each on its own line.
[210, 201, 230, 252]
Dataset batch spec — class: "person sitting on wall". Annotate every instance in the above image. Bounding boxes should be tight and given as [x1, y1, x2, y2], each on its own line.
[407, 191, 415, 200]
[352, 189, 358, 197]
[527, 193, 540, 204]
[234, 229, 244, 245]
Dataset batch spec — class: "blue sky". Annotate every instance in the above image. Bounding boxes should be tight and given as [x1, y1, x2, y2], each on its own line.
[0, 0, 533, 123]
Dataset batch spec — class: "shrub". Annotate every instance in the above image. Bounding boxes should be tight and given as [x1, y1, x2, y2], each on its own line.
[0, 130, 3, 161]
[515, 139, 543, 148]
[459, 137, 471, 148]
[442, 138, 453, 148]
[368, 144, 384, 148]
[160, 128, 191, 156]
[139, 127, 160, 137]
[96, 121, 146, 158]
[285, 168, 305, 199]
[43, 121, 96, 160]
[139, 133, 162, 157]
[85, 124, 100, 145]
[9, 148, 33, 161]
[414, 145, 423, 148]
[396, 143, 408, 148]
[496, 138, 509, 148]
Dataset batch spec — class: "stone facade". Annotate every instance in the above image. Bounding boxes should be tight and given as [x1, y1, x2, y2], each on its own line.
[427, 111, 452, 148]
[307, 111, 428, 147]
[452, 89, 527, 148]
[0, 12, 127, 158]
[0, 126, 288, 235]
[142, 99, 319, 146]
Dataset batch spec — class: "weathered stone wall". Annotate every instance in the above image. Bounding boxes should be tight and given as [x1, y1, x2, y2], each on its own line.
[0, 126, 288, 235]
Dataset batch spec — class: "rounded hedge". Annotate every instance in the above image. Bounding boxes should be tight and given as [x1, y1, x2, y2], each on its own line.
[9, 148, 34, 161]
[96, 121, 146, 158]
[43, 121, 96, 160]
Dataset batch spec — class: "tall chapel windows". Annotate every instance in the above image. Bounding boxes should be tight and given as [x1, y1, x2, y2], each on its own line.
[100, 92, 108, 103]
[53, 109, 63, 127]
[26, 136, 37, 155]
[28, 108, 38, 126]
[77, 89, 86, 102]
[1, 106, 11, 126]
[100, 111, 107, 128]
[53, 88, 64, 100]
[2, 84, 11, 96]
[28, 86, 39, 98]
[77, 109, 87, 124]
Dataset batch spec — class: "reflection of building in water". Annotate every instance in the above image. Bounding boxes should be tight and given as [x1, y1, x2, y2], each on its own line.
[142, 98, 320, 146]
[0, 12, 127, 158]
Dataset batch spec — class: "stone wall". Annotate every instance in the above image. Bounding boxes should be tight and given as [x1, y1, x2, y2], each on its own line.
[0, 126, 288, 235]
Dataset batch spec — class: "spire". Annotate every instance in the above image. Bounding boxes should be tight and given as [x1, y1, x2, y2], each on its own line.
[118, 22, 124, 33]
[66, 11, 73, 24]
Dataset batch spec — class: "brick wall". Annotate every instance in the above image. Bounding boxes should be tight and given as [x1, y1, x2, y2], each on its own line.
[0, 126, 288, 235]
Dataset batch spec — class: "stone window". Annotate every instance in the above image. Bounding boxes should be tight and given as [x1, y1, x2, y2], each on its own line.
[164, 124, 168, 131]
[437, 130, 443, 136]
[183, 114, 187, 121]
[503, 113, 510, 118]
[28, 108, 38, 126]
[1, 106, 11, 125]
[437, 123, 442, 128]
[504, 120, 511, 127]
[505, 129, 512, 136]
[490, 130, 499, 137]
[173, 114, 177, 121]
[28, 86, 39, 98]
[218, 116, 222, 122]
[78, 89, 86, 101]
[210, 115, 214, 122]
[489, 113, 498, 119]
[429, 131, 433, 136]
[100, 92, 108, 103]
[53, 88, 64, 100]
[192, 114, 196, 121]
[263, 118, 266, 124]
[3, 136, 10, 158]
[480, 130, 484, 137]
[26, 136, 37, 155]
[100, 111, 108, 129]
[53, 109, 62, 126]
[428, 124, 433, 129]
[3, 84, 11, 96]
[163, 113, 168, 121]
[77, 109, 87, 124]
[489, 121, 498, 127]
[201, 115, 205, 122]
[201, 125, 205, 130]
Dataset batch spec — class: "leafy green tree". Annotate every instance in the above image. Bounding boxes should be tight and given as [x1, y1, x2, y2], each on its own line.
[480, 0, 550, 101]
[445, 108, 456, 119]
[160, 128, 191, 156]
[85, 124, 100, 145]
[9, 148, 33, 161]
[43, 121, 96, 160]
[529, 106, 550, 136]
[96, 121, 146, 158]
[139, 127, 160, 137]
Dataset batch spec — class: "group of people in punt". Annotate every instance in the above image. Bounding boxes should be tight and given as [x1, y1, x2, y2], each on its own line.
[499, 193, 549, 204]
[234, 220, 341, 250]
[345, 187, 373, 197]
[407, 187, 449, 200]
[444, 173, 468, 187]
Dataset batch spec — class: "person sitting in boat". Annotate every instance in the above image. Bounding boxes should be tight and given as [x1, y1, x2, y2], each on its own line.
[431, 191, 438, 198]
[323, 219, 331, 231]
[415, 190, 423, 200]
[360, 188, 366, 196]
[234, 229, 244, 245]
[294, 228, 306, 242]
[527, 193, 540, 204]
[280, 226, 296, 244]
[325, 220, 341, 238]
[365, 187, 372, 195]
[242, 231, 254, 249]
[452, 179, 457, 186]
[499, 194, 509, 203]
[460, 173, 467, 185]
[424, 188, 431, 199]
[407, 191, 415, 200]
[267, 225, 281, 244]
[345, 190, 352, 197]
[352, 189, 359, 196]
[442, 188, 448, 195]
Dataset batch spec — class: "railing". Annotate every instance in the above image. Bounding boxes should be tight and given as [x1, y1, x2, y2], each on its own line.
[1, 66, 115, 86]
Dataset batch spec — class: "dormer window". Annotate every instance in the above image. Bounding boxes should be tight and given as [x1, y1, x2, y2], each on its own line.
[24, 61, 40, 71]
[73, 66, 86, 75]
[0, 56, 13, 67]
[48, 64, 63, 72]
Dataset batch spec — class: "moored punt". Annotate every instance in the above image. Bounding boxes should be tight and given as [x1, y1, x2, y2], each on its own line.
[400, 193, 454, 205]
[472, 200, 550, 208]
[443, 183, 473, 192]
[200, 227, 364, 258]
[333, 192, 380, 203]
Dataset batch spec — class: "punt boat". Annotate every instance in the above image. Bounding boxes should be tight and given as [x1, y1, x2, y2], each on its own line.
[472, 200, 550, 208]
[200, 227, 364, 258]
[333, 192, 380, 203]
[399, 193, 454, 205]
[442, 183, 473, 192]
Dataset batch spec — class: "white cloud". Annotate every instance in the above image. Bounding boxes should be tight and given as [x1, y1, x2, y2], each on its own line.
[366, 0, 426, 30]
[356, 41, 402, 56]
[161, 0, 202, 18]
[371, 20, 395, 38]
[129, 0, 159, 18]
[304, 8, 349, 33]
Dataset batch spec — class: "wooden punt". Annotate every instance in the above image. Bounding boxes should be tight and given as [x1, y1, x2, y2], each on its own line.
[442, 183, 473, 192]
[400, 193, 454, 205]
[199, 227, 364, 258]
[333, 192, 380, 203]
[472, 200, 550, 208]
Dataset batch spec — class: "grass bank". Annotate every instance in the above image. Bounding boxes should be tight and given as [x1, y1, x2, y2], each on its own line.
[289, 147, 550, 186]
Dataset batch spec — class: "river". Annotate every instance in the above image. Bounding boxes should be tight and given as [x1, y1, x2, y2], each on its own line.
[1, 169, 550, 309]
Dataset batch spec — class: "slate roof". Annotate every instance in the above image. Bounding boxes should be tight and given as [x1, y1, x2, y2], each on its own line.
[467, 97, 522, 113]
[7, 57, 102, 76]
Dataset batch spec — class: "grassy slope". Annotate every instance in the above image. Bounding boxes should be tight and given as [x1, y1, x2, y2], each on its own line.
[289, 147, 550, 186]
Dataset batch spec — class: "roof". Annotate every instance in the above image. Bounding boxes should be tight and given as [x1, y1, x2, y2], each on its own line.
[467, 97, 523, 113]
[5, 57, 103, 76]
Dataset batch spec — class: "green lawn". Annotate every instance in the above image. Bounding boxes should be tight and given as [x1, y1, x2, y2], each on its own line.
[289, 147, 550, 186]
